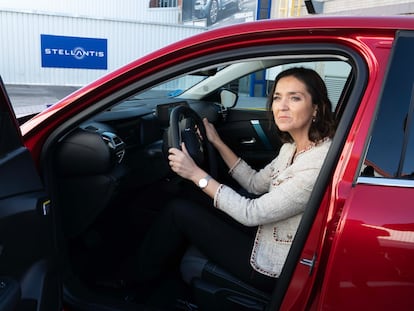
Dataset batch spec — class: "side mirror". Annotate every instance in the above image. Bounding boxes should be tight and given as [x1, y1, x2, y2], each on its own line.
[220, 89, 237, 108]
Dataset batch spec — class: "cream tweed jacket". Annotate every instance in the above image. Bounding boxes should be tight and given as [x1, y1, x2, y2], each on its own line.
[213, 139, 331, 277]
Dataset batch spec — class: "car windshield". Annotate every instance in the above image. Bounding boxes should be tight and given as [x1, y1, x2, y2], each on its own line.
[129, 66, 227, 100]
[117, 58, 351, 111]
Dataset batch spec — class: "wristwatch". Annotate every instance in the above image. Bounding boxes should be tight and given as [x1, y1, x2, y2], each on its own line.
[198, 175, 212, 189]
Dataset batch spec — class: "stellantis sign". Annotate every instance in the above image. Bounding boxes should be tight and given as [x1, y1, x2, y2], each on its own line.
[41, 34, 107, 70]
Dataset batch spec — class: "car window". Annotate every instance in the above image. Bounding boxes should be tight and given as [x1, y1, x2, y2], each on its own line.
[120, 59, 352, 112]
[362, 31, 414, 179]
[135, 75, 209, 99]
[227, 61, 351, 110]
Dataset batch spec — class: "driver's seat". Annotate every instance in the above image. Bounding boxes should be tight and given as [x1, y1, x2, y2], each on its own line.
[180, 247, 271, 311]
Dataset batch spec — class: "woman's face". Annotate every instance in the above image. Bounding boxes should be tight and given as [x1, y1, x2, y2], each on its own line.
[272, 75, 317, 141]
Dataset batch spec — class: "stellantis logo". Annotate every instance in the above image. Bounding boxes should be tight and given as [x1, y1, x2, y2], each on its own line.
[41, 34, 107, 69]
[44, 47, 105, 59]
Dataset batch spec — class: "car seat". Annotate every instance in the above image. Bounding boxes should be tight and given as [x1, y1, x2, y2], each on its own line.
[180, 247, 271, 311]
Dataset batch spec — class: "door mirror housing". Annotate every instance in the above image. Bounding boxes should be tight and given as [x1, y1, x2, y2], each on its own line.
[220, 89, 238, 108]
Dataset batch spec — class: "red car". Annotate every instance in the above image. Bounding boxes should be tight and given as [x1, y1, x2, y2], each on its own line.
[1, 16, 414, 311]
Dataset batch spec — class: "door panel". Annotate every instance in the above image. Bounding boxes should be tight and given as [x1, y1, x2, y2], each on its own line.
[0, 78, 61, 311]
[215, 108, 281, 185]
[218, 108, 281, 166]
[320, 184, 414, 311]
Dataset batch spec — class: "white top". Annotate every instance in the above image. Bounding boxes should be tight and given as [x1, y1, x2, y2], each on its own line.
[214, 139, 331, 277]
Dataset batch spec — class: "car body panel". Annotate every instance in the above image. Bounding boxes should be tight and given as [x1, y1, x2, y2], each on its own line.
[320, 183, 414, 310]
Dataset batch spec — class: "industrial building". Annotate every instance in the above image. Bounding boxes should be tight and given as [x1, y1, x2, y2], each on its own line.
[1, 0, 413, 115]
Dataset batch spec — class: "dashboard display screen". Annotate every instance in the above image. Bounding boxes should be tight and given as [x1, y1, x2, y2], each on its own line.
[156, 101, 188, 126]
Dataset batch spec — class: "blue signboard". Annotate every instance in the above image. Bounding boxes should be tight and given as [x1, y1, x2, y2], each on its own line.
[41, 34, 107, 70]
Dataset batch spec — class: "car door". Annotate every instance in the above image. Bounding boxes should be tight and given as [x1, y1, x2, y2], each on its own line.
[316, 30, 414, 311]
[0, 77, 61, 311]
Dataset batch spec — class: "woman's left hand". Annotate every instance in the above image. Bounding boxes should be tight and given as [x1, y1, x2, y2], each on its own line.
[168, 143, 204, 181]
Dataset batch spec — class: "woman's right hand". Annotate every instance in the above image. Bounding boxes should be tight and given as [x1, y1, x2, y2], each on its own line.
[203, 118, 239, 169]
[203, 118, 222, 147]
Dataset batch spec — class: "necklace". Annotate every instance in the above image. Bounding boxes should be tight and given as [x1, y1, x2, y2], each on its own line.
[291, 142, 316, 164]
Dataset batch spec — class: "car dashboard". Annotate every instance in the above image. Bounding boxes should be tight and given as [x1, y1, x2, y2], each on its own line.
[54, 98, 223, 238]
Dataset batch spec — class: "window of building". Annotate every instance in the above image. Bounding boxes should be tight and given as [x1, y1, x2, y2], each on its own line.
[149, 0, 178, 8]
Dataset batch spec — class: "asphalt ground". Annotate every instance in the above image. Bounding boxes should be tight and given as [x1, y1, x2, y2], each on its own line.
[6, 84, 80, 118]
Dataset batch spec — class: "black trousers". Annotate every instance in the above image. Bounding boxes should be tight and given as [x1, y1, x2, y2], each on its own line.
[134, 197, 277, 293]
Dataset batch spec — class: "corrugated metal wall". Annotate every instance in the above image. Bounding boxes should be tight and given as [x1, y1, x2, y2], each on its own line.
[0, 0, 183, 25]
[0, 8, 204, 86]
[323, 0, 414, 15]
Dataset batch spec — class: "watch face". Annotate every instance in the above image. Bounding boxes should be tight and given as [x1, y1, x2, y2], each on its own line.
[199, 178, 208, 188]
[198, 175, 211, 188]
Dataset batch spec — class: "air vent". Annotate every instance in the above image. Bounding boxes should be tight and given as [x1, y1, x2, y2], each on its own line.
[101, 132, 125, 164]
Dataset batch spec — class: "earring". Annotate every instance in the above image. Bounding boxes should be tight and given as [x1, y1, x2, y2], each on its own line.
[312, 109, 318, 123]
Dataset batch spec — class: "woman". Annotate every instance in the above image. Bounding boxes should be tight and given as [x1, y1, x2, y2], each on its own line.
[133, 67, 335, 295]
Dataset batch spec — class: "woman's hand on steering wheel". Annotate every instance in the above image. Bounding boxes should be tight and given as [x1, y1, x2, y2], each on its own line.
[168, 143, 205, 182]
[202, 118, 222, 148]
[165, 105, 218, 178]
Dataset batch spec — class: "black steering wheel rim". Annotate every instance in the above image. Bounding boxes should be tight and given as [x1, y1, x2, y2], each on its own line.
[165, 105, 218, 178]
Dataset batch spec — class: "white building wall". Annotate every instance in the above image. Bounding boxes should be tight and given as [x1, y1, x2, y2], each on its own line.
[0, 0, 182, 24]
[0, 9, 203, 86]
[320, 0, 414, 15]
[270, 0, 304, 18]
[270, 0, 414, 17]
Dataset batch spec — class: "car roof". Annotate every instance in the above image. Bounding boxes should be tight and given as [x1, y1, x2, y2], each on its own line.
[21, 15, 414, 138]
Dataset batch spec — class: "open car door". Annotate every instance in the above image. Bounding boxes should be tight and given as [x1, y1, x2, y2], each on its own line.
[0, 77, 61, 311]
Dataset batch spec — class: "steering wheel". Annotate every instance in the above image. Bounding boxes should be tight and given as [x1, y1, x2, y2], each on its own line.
[165, 105, 218, 178]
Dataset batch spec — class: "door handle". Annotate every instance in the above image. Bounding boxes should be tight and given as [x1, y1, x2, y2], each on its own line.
[299, 253, 317, 275]
[240, 138, 256, 145]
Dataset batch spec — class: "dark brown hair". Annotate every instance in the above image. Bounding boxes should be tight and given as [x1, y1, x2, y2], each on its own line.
[267, 67, 336, 143]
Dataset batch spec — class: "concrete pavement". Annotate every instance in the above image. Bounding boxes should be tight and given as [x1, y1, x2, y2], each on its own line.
[6, 84, 80, 117]
[6, 83, 266, 118]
